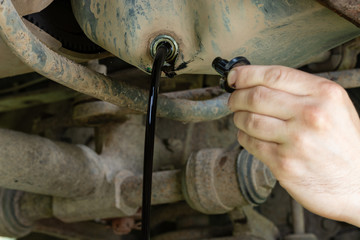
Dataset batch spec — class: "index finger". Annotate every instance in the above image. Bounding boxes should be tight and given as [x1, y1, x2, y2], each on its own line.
[227, 65, 326, 96]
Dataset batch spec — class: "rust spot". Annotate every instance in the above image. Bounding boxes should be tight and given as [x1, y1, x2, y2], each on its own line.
[112, 217, 135, 235]
[219, 156, 227, 167]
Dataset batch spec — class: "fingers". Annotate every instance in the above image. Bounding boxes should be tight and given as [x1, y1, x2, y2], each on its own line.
[227, 65, 325, 96]
[234, 111, 287, 143]
[237, 130, 278, 171]
[228, 85, 301, 120]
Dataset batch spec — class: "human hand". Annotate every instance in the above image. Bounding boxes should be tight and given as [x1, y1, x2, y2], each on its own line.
[227, 65, 360, 226]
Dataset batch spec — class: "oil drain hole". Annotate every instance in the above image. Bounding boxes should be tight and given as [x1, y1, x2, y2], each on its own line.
[150, 35, 179, 62]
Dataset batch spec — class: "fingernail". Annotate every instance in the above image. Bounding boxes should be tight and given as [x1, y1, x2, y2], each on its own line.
[227, 69, 236, 87]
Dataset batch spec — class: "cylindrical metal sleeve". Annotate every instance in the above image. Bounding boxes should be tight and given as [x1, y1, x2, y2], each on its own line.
[0, 128, 104, 198]
[19, 193, 53, 222]
[121, 170, 184, 208]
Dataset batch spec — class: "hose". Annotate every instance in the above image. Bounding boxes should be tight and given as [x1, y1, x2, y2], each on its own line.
[0, 0, 231, 122]
[142, 45, 169, 239]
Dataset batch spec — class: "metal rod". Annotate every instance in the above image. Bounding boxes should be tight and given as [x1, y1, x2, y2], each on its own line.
[0, 0, 231, 122]
[291, 199, 305, 234]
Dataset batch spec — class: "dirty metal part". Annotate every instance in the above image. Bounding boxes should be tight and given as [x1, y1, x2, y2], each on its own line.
[33, 218, 121, 240]
[53, 176, 128, 222]
[72, 0, 360, 75]
[292, 200, 305, 234]
[73, 86, 226, 126]
[19, 193, 53, 223]
[113, 170, 140, 217]
[306, 37, 360, 73]
[0, 128, 104, 198]
[98, 117, 174, 175]
[150, 35, 179, 62]
[316, 69, 360, 89]
[182, 149, 248, 214]
[0, 188, 32, 238]
[0, 0, 230, 122]
[284, 200, 318, 240]
[0, 1, 108, 79]
[12, 0, 53, 16]
[0, 189, 52, 238]
[337, 37, 360, 70]
[317, 0, 360, 27]
[237, 150, 276, 205]
[72, 101, 133, 126]
[73, 67, 360, 126]
[120, 170, 184, 208]
[305, 46, 343, 73]
[162, 86, 224, 100]
[231, 206, 280, 240]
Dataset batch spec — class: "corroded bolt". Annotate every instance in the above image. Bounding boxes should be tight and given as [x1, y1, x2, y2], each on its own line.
[237, 149, 276, 205]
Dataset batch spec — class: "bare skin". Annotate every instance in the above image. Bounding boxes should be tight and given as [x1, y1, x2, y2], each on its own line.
[227, 65, 360, 227]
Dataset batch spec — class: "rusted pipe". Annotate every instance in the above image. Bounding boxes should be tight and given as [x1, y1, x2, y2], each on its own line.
[0, 128, 104, 198]
[0, 0, 230, 122]
[121, 170, 184, 208]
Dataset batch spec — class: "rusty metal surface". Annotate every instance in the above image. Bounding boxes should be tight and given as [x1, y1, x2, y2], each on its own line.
[0, 188, 31, 238]
[112, 217, 141, 235]
[121, 170, 184, 208]
[72, 0, 360, 75]
[163, 86, 224, 100]
[182, 148, 248, 214]
[0, 128, 104, 198]
[19, 193, 52, 223]
[0, 0, 231, 122]
[232, 206, 279, 240]
[237, 150, 276, 205]
[317, 0, 360, 27]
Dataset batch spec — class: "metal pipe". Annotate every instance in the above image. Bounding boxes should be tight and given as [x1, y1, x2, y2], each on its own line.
[0, 0, 230, 122]
[291, 199, 305, 234]
[121, 170, 184, 208]
[0, 128, 104, 198]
